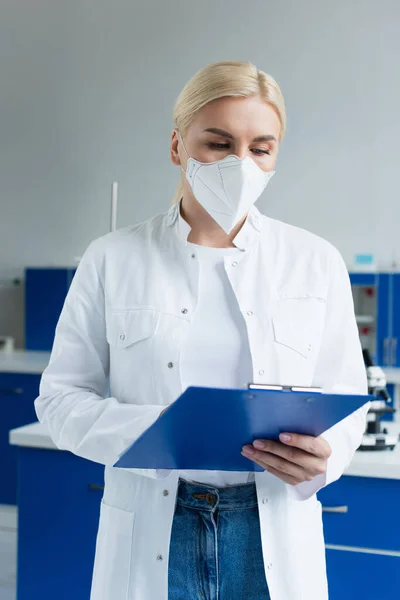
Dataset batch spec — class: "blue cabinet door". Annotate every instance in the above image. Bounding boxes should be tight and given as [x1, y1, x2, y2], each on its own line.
[25, 268, 75, 351]
[392, 273, 400, 366]
[17, 446, 104, 600]
[349, 273, 376, 286]
[326, 548, 400, 600]
[349, 271, 399, 367]
[0, 373, 40, 505]
[376, 273, 391, 366]
[349, 272, 389, 365]
[318, 476, 400, 552]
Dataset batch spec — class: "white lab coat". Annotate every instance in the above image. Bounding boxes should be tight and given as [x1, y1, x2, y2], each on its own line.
[35, 202, 369, 600]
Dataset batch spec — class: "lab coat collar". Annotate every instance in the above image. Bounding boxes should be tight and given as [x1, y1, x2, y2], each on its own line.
[166, 200, 262, 251]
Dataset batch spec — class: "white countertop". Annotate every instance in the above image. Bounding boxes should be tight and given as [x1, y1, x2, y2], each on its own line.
[0, 350, 51, 374]
[9, 421, 400, 480]
[383, 368, 400, 385]
[345, 445, 400, 479]
[9, 422, 57, 450]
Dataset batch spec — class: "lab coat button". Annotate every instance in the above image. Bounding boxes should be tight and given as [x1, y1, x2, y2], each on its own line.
[163, 490, 169, 497]
[157, 554, 163, 562]
[191, 253, 196, 259]
[259, 369, 265, 376]
[262, 497, 269, 504]
[119, 334, 126, 341]
[167, 362, 174, 369]
[308, 344, 312, 351]
[232, 261, 238, 267]
[267, 562, 273, 570]
[247, 311, 254, 316]
[181, 308, 188, 314]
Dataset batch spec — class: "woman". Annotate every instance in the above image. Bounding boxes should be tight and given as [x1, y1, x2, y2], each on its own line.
[35, 61, 368, 600]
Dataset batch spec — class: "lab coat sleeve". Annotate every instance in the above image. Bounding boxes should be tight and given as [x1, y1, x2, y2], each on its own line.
[34, 240, 170, 480]
[289, 247, 370, 501]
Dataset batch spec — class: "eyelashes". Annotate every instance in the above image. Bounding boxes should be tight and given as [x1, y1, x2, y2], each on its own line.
[206, 142, 271, 155]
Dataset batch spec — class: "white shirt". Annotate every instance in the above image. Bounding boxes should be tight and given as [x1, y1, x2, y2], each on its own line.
[35, 202, 369, 600]
[180, 242, 254, 486]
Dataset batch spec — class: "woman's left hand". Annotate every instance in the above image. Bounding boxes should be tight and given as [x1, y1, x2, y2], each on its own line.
[241, 433, 332, 486]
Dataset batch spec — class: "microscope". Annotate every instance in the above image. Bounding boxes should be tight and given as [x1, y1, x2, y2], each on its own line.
[359, 350, 398, 451]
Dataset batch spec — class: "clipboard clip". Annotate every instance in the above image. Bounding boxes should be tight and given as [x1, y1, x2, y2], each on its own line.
[248, 383, 323, 393]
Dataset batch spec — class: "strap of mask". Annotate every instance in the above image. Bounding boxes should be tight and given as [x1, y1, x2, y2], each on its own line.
[177, 129, 191, 167]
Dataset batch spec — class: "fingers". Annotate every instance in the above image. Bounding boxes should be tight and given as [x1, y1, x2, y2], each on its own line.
[262, 465, 302, 486]
[240, 435, 331, 486]
[241, 447, 317, 482]
[277, 433, 332, 460]
[248, 439, 328, 477]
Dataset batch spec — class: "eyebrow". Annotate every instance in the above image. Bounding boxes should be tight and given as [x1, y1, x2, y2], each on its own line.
[203, 127, 276, 143]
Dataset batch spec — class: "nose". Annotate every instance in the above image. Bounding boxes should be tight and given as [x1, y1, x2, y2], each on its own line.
[234, 144, 248, 160]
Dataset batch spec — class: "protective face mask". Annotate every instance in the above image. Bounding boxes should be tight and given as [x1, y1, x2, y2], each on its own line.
[179, 132, 275, 234]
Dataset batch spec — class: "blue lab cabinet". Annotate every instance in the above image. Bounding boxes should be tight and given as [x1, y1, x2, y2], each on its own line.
[14, 440, 400, 600]
[16, 445, 104, 600]
[350, 272, 400, 367]
[0, 373, 41, 505]
[318, 475, 400, 599]
[0, 267, 75, 505]
[25, 268, 76, 351]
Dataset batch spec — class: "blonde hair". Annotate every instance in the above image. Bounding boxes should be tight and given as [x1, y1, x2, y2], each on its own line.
[172, 61, 286, 203]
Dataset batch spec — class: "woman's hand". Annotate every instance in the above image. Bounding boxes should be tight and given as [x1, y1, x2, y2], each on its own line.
[241, 433, 332, 486]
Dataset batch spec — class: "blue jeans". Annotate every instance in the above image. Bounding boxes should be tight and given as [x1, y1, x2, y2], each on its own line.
[168, 479, 271, 600]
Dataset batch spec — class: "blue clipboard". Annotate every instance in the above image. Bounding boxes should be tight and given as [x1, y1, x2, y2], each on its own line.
[114, 386, 370, 471]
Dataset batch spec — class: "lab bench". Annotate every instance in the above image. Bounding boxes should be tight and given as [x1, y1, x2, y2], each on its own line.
[8, 421, 400, 600]
[0, 264, 75, 505]
[16, 445, 103, 600]
[10, 423, 103, 600]
[319, 422, 400, 599]
[319, 475, 400, 599]
[0, 351, 50, 505]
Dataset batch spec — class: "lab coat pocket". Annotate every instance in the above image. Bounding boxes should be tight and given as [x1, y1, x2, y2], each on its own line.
[272, 296, 326, 384]
[90, 501, 135, 600]
[272, 297, 326, 358]
[106, 308, 159, 348]
[106, 308, 160, 401]
[273, 315, 315, 359]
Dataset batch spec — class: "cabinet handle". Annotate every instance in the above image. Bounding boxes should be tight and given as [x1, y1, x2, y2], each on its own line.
[383, 338, 390, 365]
[0, 388, 23, 396]
[322, 505, 349, 514]
[88, 483, 104, 491]
[391, 338, 398, 366]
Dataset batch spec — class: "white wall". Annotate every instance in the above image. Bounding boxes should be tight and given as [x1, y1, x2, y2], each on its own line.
[1, 0, 399, 345]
